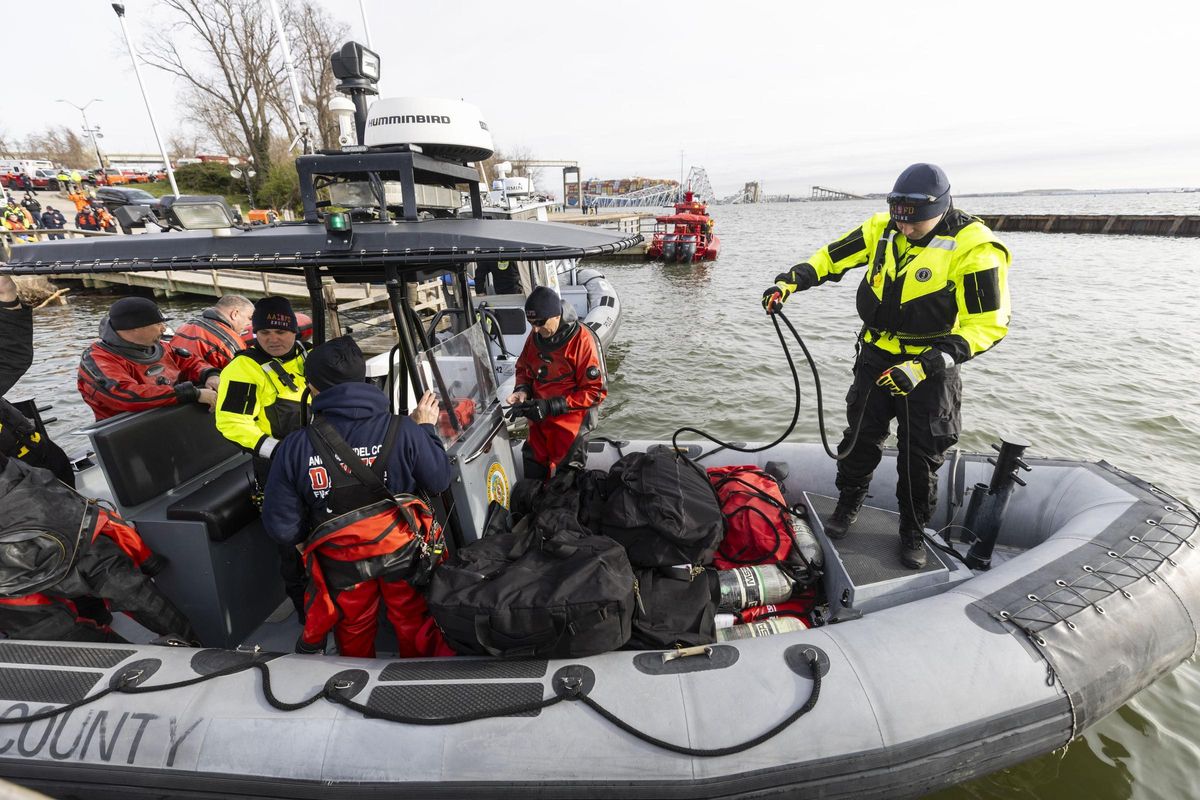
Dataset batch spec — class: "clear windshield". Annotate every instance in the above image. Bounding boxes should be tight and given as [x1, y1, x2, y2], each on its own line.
[417, 324, 497, 448]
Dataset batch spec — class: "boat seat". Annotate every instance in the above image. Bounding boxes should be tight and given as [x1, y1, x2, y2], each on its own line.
[486, 306, 528, 336]
[87, 403, 242, 509]
[167, 464, 258, 542]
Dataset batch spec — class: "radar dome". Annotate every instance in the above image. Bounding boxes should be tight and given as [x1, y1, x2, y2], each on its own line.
[364, 97, 494, 162]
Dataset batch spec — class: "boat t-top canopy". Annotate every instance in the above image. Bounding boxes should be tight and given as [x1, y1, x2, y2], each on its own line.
[1, 218, 640, 279]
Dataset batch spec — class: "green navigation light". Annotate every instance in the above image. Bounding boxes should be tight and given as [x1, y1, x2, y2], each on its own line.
[326, 212, 351, 233]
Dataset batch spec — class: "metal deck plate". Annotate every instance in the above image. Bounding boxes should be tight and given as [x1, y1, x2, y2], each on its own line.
[806, 492, 969, 615]
[809, 494, 945, 582]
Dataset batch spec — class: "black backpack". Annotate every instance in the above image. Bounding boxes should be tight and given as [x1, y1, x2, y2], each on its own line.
[426, 508, 634, 658]
[601, 449, 726, 568]
[627, 566, 717, 650]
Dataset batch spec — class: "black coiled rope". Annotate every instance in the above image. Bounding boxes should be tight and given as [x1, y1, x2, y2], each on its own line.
[0, 651, 823, 757]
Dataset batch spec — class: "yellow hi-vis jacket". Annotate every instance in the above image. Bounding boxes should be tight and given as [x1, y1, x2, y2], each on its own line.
[215, 344, 306, 458]
[774, 210, 1010, 364]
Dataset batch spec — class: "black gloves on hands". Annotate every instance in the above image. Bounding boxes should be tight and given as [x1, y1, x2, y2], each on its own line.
[761, 286, 787, 314]
[295, 635, 326, 655]
[509, 396, 569, 421]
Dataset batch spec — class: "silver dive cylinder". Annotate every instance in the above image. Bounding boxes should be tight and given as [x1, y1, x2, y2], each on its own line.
[715, 617, 806, 642]
[716, 565, 795, 612]
[790, 505, 824, 570]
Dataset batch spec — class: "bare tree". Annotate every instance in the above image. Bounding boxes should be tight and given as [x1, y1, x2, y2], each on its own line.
[0, 131, 19, 159]
[289, 0, 350, 149]
[9, 127, 92, 166]
[166, 130, 209, 162]
[142, 0, 292, 190]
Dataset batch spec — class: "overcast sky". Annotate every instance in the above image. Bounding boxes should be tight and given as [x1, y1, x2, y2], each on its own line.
[5, 0, 1198, 196]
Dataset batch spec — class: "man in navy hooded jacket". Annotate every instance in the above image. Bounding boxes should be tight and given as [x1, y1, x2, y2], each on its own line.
[262, 335, 454, 658]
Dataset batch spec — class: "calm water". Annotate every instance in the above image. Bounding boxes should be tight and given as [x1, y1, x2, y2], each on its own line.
[8, 192, 1199, 798]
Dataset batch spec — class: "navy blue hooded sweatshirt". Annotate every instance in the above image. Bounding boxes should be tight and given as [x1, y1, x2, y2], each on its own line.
[261, 382, 451, 546]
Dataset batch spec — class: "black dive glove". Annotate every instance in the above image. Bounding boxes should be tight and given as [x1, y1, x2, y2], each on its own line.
[295, 635, 327, 655]
[513, 397, 569, 421]
[761, 285, 790, 314]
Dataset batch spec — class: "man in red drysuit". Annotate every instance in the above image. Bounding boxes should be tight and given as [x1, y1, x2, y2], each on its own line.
[77, 296, 221, 420]
[506, 286, 607, 481]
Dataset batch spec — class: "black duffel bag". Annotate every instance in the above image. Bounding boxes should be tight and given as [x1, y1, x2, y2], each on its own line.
[628, 566, 717, 650]
[426, 508, 634, 658]
[601, 449, 726, 568]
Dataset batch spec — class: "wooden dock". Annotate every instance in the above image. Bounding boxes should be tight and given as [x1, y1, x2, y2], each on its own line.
[549, 210, 653, 257]
[978, 214, 1200, 237]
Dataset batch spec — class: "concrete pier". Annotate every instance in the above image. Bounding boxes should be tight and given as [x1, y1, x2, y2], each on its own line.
[978, 214, 1200, 237]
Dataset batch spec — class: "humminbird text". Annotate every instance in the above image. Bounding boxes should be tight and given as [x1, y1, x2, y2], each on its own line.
[370, 115, 452, 125]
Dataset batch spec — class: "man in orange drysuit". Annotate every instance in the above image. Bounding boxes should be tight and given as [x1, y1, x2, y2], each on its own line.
[505, 286, 607, 481]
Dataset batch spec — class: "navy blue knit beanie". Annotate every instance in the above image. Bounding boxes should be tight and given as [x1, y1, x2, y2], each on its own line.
[524, 286, 562, 322]
[889, 163, 951, 222]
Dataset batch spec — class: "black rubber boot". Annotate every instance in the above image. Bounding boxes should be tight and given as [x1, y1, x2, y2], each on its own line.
[825, 486, 868, 540]
[899, 525, 927, 569]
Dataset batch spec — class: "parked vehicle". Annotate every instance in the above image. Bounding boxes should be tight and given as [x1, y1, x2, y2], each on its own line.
[94, 186, 166, 232]
[31, 169, 60, 190]
[94, 169, 132, 186]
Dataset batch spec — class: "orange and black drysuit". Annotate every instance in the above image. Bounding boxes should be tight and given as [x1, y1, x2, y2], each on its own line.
[0, 457, 192, 643]
[77, 318, 220, 420]
[173, 308, 245, 370]
[262, 382, 454, 658]
[513, 318, 607, 480]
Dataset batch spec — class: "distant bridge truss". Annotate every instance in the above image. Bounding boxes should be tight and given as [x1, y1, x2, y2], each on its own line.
[586, 166, 714, 208]
[811, 185, 866, 200]
[720, 181, 762, 204]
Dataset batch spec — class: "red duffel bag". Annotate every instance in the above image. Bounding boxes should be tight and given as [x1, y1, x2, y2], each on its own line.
[706, 465, 793, 570]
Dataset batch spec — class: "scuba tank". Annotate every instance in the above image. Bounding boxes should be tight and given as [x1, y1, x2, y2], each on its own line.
[715, 616, 805, 641]
[715, 564, 794, 611]
[789, 505, 824, 571]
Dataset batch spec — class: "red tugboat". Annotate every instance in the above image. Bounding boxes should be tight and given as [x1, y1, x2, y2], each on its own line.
[646, 191, 721, 262]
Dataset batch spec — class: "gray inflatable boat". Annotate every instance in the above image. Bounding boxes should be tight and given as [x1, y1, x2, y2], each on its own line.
[1, 120, 1197, 800]
[0, 436, 1195, 800]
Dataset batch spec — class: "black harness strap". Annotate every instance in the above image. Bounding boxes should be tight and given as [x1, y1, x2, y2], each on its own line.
[306, 414, 402, 500]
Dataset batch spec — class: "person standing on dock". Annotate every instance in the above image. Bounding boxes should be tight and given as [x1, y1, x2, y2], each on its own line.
[39, 206, 67, 240]
[762, 163, 1011, 569]
[173, 294, 255, 370]
[505, 286, 607, 481]
[215, 295, 308, 620]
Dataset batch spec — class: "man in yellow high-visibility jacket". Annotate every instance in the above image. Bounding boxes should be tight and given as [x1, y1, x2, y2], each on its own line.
[215, 295, 308, 618]
[762, 163, 1011, 569]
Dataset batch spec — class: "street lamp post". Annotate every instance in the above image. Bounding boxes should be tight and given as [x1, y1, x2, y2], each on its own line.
[56, 98, 106, 171]
[229, 158, 257, 208]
